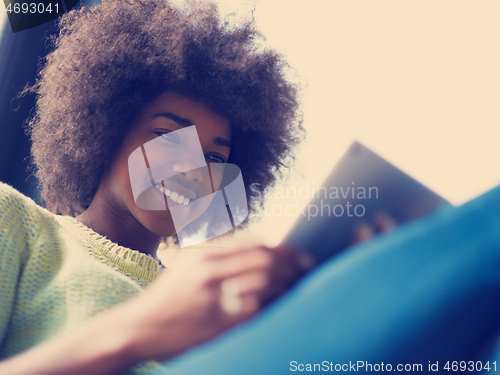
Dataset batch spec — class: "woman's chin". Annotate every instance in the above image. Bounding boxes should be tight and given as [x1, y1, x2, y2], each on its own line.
[136, 203, 201, 238]
[133, 186, 211, 237]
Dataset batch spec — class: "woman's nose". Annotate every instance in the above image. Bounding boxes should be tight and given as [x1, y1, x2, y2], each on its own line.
[172, 161, 204, 182]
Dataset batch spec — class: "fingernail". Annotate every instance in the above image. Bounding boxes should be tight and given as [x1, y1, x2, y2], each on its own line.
[375, 212, 397, 232]
[354, 223, 374, 243]
[297, 252, 315, 270]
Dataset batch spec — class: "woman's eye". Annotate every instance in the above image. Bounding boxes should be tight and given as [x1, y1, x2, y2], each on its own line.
[155, 131, 180, 144]
[206, 154, 225, 163]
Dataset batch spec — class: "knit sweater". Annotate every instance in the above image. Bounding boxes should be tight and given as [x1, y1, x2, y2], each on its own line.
[0, 182, 166, 373]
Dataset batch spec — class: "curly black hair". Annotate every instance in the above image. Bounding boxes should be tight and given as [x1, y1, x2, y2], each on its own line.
[26, 0, 303, 222]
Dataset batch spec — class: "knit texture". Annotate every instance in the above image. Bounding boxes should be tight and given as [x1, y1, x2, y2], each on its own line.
[0, 182, 165, 373]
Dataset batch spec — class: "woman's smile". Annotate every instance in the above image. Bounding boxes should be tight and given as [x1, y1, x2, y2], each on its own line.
[155, 182, 192, 205]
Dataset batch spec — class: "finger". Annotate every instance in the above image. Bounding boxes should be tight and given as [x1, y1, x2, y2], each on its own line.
[375, 212, 397, 232]
[274, 243, 315, 272]
[219, 278, 244, 315]
[254, 250, 306, 296]
[180, 245, 248, 261]
[205, 246, 274, 283]
[240, 294, 260, 316]
[238, 266, 300, 304]
[219, 279, 260, 319]
[353, 222, 375, 243]
[234, 272, 269, 295]
[200, 244, 271, 262]
[221, 296, 260, 323]
[293, 251, 315, 272]
[207, 246, 307, 305]
[219, 257, 302, 305]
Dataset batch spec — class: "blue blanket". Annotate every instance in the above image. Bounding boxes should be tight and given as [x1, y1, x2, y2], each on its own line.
[155, 185, 500, 374]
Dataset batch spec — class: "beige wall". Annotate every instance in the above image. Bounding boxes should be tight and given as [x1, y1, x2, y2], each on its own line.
[220, 0, 500, 245]
[0, 2, 6, 33]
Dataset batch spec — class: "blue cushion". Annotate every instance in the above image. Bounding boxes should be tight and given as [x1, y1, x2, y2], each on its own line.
[155, 186, 500, 374]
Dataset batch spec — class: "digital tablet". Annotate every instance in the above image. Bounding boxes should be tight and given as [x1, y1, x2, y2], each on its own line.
[283, 141, 451, 264]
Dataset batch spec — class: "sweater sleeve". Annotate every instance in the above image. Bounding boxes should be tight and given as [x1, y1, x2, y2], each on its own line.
[0, 183, 32, 344]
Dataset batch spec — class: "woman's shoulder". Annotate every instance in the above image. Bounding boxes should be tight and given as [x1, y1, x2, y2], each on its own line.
[0, 182, 57, 234]
[0, 182, 63, 272]
[0, 181, 35, 204]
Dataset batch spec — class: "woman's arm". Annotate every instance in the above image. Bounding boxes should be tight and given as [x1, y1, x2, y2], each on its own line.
[0, 244, 312, 375]
[0, 304, 139, 375]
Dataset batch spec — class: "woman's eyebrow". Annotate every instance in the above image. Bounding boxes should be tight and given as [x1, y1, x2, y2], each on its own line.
[153, 112, 193, 127]
[154, 112, 231, 149]
[214, 137, 231, 149]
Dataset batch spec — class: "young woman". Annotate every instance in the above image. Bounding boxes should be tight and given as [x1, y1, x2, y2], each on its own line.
[0, 1, 312, 374]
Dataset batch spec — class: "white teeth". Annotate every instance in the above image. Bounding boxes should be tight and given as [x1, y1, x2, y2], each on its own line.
[155, 183, 166, 195]
[155, 183, 191, 204]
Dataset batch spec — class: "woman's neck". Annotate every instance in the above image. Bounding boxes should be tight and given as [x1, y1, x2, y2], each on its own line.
[76, 192, 162, 261]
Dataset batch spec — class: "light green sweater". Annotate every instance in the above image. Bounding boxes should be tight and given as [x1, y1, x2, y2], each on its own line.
[0, 182, 166, 373]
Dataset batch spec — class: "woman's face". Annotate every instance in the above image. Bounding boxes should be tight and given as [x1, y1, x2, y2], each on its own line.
[100, 92, 232, 237]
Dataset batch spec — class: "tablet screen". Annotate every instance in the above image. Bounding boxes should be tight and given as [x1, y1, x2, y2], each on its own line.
[283, 142, 451, 263]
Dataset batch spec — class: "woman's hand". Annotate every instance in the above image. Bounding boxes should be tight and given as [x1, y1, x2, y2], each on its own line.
[123, 244, 314, 362]
[352, 212, 398, 243]
[0, 244, 312, 375]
